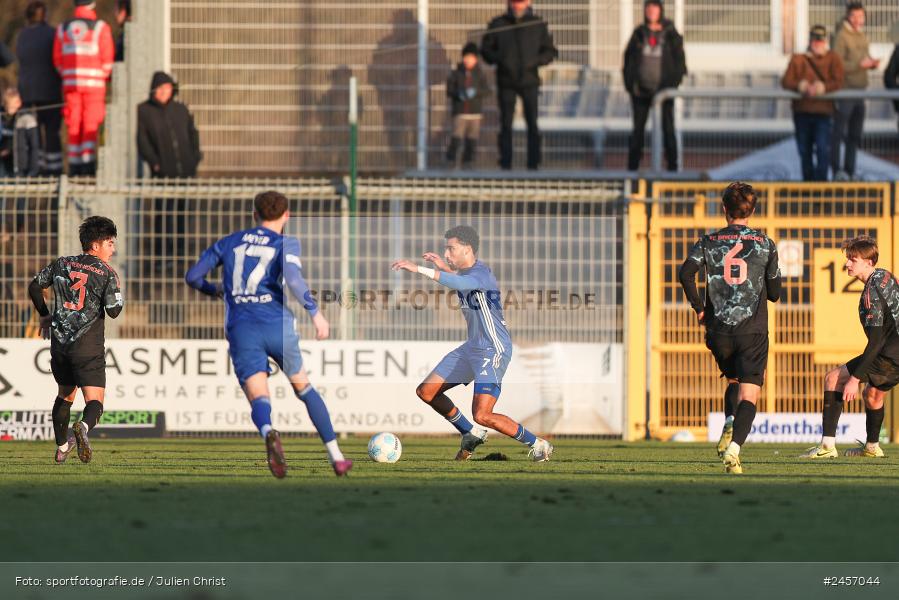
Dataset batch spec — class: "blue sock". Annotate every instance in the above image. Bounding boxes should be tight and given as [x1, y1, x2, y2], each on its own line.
[297, 385, 336, 444]
[446, 407, 473, 434]
[250, 396, 273, 438]
[513, 423, 537, 447]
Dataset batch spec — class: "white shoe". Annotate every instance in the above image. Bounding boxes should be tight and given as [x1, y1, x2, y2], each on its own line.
[455, 427, 488, 461]
[528, 438, 554, 462]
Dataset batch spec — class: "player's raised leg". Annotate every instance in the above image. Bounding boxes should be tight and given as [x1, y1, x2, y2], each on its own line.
[800, 365, 848, 458]
[845, 385, 886, 457]
[288, 367, 353, 476]
[242, 372, 286, 479]
[415, 370, 488, 461]
[71, 387, 104, 464]
[52, 386, 77, 464]
[721, 383, 761, 474]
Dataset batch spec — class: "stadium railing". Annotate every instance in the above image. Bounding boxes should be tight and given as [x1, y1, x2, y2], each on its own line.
[650, 88, 899, 173]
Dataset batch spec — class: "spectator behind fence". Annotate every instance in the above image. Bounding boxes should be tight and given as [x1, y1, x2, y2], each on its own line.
[115, 0, 131, 62]
[883, 22, 899, 133]
[138, 72, 202, 279]
[137, 71, 202, 178]
[53, 0, 114, 177]
[831, 2, 879, 181]
[782, 25, 844, 182]
[0, 40, 13, 68]
[481, 0, 557, 170]
[445, 42, 491, 169]
[1, 88, 41, 177]
[623, 0, 687, 172]
[16, 1, 64, 175]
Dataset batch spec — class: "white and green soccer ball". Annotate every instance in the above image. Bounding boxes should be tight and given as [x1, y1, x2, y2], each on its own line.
[368, 432, 402, 463]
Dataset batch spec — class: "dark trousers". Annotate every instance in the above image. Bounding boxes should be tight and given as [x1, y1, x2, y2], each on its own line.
[628, 95, 677, 171]
[793, 112, 831, 182]
[831, 99, 865, 177]
[25, 102, 63, 174]
[497, 85, 540, 169]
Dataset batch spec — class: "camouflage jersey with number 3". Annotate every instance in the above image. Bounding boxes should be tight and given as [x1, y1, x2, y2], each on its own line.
[33, 254, 124, 351]
[683, 224, 780, 334]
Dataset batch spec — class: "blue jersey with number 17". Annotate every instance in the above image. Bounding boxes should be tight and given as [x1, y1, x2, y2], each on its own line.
[186, 226, 318, 327]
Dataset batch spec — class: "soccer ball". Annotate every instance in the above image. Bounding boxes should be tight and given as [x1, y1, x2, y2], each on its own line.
[368, 432, 402, 463]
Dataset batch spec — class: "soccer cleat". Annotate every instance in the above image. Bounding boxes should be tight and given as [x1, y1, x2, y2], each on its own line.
[332, 459, 354, 477]
[455, 427, 488, 461]
[71, 421, 92, 463]
[843, 441, 885, 458]
[265, 430, 287, 479]
[528, 438, 554, 462]
[716, 422, 733, 458]
[798, 445, 838, 459]
[54, 432, 77, 464]
[722, 448, 742, 474]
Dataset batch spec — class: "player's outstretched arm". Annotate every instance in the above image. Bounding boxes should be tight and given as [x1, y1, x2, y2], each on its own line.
[391, 259, 480, 291]
[422, 252, 453, 273]
[184, 245, 223, 298]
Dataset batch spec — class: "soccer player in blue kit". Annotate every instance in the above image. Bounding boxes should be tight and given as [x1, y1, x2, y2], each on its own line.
[391, 225, 554, 462]
[185, 191, 352, 479]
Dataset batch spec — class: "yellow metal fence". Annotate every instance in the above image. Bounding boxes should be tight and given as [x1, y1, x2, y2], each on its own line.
[634, 181, 895, 441]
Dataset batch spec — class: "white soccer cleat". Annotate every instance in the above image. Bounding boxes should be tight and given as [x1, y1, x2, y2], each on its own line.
[528, 438, 554, 462]
[722, 447, 742, 474]
[455, 427, 488, 461]
[798, 445, 838, 459]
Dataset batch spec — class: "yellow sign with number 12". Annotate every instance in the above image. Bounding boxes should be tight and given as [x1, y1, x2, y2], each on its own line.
[813, 248, 866, 364]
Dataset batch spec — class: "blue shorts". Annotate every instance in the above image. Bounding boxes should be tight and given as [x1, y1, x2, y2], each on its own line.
[226, 320, 303, 386]
[432, 343, 512, 398]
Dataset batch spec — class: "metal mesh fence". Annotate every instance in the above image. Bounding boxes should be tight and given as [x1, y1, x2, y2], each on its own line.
[1, 176, 626, 347]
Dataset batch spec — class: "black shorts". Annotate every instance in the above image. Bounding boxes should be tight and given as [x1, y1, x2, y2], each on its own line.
[705, 333, 768, 387]
[846, 354, 899, 391]
[50, 350, 106, 388]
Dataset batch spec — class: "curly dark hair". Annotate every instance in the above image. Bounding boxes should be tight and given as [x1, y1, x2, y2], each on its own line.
[79, 216, 117, 251]
[721, 181, 758, 219]
[254, 190, 289, 221]
[444, 225, 479, 254]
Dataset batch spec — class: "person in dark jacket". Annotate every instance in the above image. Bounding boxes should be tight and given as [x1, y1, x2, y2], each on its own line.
[0, 88, 41, 177]
[138, 72, 201, 276]
[622, 0, 687, 171]
[481, 0, 557, 170]
[15, 1, 64, 175]
[0, 41, 13, 68]
[137, 71, 202, 178]
[445, 42, 491, 168]
[883, 23, 899, 133]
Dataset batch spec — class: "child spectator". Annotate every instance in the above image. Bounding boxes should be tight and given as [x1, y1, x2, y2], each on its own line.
[445, 42, 490, 169]
[0, 88, 41, 177]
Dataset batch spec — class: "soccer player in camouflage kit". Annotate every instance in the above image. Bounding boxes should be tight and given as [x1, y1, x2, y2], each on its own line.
[802, 236, 893, 459]
[678, 183, 782, 474]
[28, 216, 123, 464]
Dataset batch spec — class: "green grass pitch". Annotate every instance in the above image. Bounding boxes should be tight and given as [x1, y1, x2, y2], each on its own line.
[1, 437, 897, 562]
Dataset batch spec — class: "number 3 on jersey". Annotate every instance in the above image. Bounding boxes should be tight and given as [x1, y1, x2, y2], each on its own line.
[63, 271, 88, 311]
[723, 243, 748, 285]
[232, 244, 276, 295]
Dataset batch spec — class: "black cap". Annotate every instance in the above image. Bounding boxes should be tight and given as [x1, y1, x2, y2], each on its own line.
[461, 42, 479, 57]
[645, 0, 663, 6]
[74, 0, 94, 6]
[810, 25, 827, 41]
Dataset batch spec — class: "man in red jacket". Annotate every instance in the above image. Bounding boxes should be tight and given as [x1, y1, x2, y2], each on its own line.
[53, 0, 113, 176]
